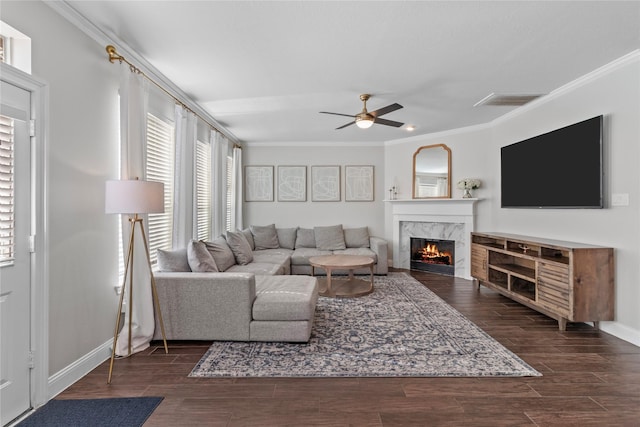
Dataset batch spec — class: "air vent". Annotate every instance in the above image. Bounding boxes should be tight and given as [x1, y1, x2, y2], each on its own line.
[474, 93, 544, 107]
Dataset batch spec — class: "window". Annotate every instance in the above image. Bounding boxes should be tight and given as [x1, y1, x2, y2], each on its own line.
[145, 113, 175, 264]
[195, 140, 211, 241]
[0, 115, 14, 263]
[0, 35, 5, 63]
[225, 155, 233, 232]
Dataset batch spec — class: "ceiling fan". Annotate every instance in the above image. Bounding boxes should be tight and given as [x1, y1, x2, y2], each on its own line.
[320, 94, 404, 130]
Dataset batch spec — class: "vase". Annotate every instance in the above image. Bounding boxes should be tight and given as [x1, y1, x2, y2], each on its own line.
[462, 188, 472, 198]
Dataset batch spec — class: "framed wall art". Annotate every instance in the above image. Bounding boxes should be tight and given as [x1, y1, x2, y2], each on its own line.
[345, 165, 374, 201]
[244, 165, 274, 201]
[277, 165, 307, 202]
[311, 165, 340, 202]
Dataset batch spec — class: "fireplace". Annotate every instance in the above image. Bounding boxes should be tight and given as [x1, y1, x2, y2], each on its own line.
[410, 237, 455, 276]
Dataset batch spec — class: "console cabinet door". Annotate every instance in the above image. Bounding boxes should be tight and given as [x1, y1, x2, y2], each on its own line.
[537, 262, 571, 318]
[471, 245, 488, 281]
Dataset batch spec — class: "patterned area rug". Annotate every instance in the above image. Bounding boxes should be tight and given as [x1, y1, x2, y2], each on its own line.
[190, 272, 541, 377]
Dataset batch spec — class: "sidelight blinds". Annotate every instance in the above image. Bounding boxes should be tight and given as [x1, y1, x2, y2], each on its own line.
[0, 115, 14, 263]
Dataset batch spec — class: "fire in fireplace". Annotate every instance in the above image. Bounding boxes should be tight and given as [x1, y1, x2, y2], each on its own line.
[410, 237, 455, 275]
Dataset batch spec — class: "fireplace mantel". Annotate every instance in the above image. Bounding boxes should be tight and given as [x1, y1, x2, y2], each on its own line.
[389, 198, 479, 278]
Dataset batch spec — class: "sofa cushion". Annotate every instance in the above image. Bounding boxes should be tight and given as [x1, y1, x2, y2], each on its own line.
[333, 248, 378, 263]
[344, 227, 370, 248]
[276, 227, 298, 250]
[203, 238, 236, 272]
[314, 225, 346, 250]
[295, 228, 316, 248]
[226, 262, 284, 275]
[250, 224, 280, 250]
[225, 230, 254, 265]
[156, 248, 191, 272]
[291, 247, 332, 265]
[240, 228, 255, 250]
[252, 248, 292, 275]
[187, 240, 219, 272]
[253, 275, 319, 321]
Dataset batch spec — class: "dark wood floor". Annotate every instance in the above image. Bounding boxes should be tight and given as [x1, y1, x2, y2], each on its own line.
[59, 270, 640, 426]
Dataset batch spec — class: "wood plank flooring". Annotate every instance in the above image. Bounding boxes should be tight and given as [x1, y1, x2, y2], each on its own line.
[59, 270, 640, 426]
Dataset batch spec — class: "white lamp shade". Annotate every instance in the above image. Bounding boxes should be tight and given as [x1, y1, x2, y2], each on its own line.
[105, 179, 165, 214]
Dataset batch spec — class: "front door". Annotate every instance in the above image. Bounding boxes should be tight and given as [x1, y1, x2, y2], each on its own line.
[0, 80, 33, 425]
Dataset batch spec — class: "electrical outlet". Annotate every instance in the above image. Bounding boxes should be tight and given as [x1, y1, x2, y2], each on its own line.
[612, 193, 629, 206]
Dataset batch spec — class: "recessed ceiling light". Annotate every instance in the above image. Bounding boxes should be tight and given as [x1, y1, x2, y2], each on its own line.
[406, 125, 416, 132]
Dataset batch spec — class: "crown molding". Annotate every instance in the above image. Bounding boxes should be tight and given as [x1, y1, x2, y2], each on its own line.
[243, 140, 387, 148]
[46, 1, 240, 144]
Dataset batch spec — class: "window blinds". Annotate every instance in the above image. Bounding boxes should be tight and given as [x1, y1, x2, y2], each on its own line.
[145, 113, 174, 263]
[195, 140, 211, 241]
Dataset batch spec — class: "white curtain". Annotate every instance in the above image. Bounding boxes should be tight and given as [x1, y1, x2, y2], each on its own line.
[172, 105, 197, 248]
[231, 145, 243, 230]
[116, 66, 154, 357]
[212, 131, 229, 237]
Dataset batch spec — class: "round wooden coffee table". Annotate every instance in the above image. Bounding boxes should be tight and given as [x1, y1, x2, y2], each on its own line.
[309, 254, 375, 298]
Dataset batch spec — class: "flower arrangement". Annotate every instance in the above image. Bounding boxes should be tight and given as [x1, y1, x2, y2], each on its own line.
[457, 178, 482, 190]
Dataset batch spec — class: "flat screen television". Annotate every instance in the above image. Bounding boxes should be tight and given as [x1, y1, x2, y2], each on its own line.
[501, 115, 603, 208]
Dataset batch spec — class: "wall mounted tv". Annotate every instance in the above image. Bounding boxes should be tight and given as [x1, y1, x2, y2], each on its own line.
[501, 115, 603, 208]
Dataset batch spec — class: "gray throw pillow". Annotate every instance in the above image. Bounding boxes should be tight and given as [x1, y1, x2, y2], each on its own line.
[250, 224, 280, 250]
[157, 248, 191, 272]
[344, 227, 370, 248]
[240, 228, 255, 250]
[225, 230, 254, 265]
[203, 237, 236, 272]
[295, 228, 316, 248]
[314, 225, 346, 250]
[277, 227, 298, 250]
[187, 240, 218, 272]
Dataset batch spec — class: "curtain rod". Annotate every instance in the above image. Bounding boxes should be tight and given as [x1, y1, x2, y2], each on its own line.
[105, 45, 241, 149]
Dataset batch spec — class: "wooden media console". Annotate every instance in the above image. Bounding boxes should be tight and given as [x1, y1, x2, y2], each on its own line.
[470, 232, 614, 331]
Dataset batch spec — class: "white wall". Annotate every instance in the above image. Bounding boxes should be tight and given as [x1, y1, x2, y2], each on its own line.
[2, 1, 121, 380]
[242, 143, 386, 237]
[384, 53, 640, 344]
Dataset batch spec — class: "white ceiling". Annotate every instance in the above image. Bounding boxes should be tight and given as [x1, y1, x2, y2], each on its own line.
[64, 1, 639, 144]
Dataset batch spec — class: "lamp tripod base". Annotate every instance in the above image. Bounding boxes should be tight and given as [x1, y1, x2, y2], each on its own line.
[107, 216, 168, 384]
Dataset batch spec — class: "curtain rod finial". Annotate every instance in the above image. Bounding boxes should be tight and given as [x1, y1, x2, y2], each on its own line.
[106, 45, 121, 63]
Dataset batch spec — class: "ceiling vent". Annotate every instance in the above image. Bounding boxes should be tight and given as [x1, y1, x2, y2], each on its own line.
[474, 93, 544, 107]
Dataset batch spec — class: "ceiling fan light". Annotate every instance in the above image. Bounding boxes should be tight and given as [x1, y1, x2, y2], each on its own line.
[355, 116, 374, 129]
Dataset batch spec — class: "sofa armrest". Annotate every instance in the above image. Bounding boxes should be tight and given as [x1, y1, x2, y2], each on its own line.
[369, 236, 388, 274]
[152, 272, 256, 341]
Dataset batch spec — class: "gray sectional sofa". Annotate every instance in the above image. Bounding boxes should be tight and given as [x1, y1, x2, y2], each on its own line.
[152, 224, 387, 343]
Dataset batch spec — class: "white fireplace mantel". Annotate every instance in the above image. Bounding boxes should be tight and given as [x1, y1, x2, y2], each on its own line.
[388, 198, 479, 278]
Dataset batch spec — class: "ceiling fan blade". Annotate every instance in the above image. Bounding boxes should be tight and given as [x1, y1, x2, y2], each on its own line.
[374, 118, 404, 128]
[336, 121, 355, 130]
[320, 111, 356, 118]
[370, 103, 403, 118]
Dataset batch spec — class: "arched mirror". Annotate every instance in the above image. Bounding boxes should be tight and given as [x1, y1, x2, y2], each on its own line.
[412, 144, 451, 198]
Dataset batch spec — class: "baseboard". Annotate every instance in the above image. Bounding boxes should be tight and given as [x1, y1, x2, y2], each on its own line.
[47, 339, 112, 401]
[600, 321, 640, 348]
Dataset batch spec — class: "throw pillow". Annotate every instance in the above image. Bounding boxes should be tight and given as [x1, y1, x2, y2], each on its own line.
[314, 225, 346, 250]
[203, 237, 237, 272]
[156, 248, 191, 272]
[240, 228, 255, 250]
[225, 230, 254, 265]
[295, 228, 316, 248]
[276, 227, 298, 250]
[250, 224, 280, 250]
[187, 240, 218, 272]
[344, 227, 371, 248]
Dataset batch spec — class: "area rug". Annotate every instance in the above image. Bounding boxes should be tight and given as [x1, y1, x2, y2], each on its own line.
[16, 397, 163, 427]
[190, 272, 541, 378]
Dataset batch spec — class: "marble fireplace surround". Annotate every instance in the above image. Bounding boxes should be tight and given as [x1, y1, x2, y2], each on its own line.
[389, 199, 478, 279]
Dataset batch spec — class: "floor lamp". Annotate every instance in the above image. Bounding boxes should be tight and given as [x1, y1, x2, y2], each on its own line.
[105, 179, 169, 384]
